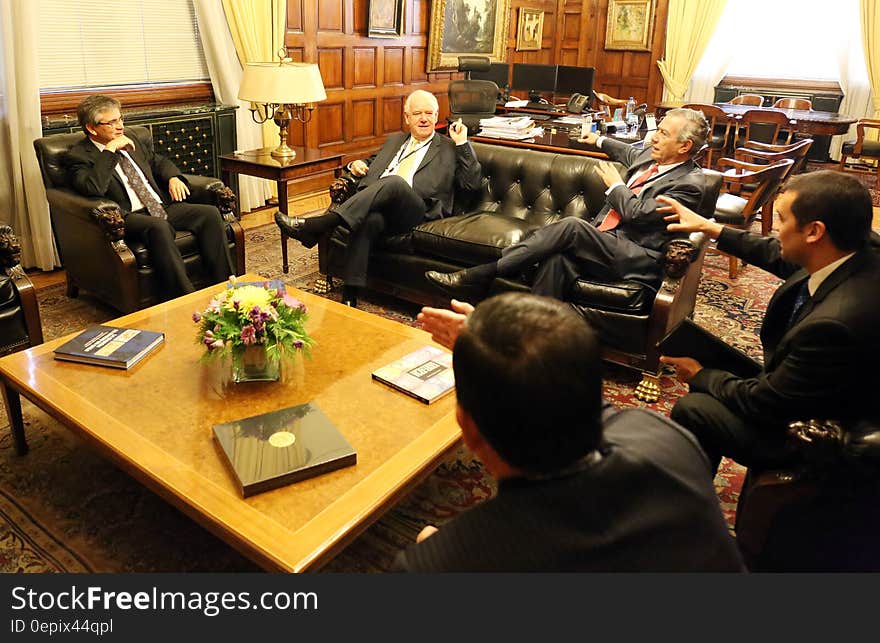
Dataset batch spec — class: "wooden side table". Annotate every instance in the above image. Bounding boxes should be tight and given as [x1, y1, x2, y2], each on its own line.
[220, 147, 344, 273]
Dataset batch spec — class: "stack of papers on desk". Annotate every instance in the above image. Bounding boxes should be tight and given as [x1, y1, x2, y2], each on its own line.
[478, 115, 540, 140]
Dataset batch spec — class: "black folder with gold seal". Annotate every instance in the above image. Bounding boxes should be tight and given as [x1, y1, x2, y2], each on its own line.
[212, 402, 356, 497]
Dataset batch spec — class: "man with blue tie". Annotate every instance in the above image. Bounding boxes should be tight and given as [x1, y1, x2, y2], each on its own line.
[66, 95, 233, 299]
[425, 107, 710, 301]
[659, 170, 880, 473]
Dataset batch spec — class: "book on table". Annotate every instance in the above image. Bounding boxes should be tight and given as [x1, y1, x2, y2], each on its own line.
[371, 345, 455, 404]
[53, 325, 165, 369]
[212, 402, 357, 498]
[658, 319, 763, 379]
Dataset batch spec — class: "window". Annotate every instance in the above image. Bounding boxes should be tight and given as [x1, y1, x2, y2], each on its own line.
[702, 0, 863, 83]
[38, 0, 208, 91]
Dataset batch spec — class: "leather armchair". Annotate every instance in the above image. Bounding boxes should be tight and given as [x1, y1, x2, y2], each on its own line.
[0, 225, 43, 356]
[735, 419, 880, 571]
[320, 142, 721, 401]
[33, 125, 245, 313]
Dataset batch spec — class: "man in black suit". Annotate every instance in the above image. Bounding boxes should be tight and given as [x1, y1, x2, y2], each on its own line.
[393, 293, 743, 572]
[66, 95, 233, 298]
[274, 89, 482, 307]
[425, 107, 709, 300]
[659, 170, 880, 473]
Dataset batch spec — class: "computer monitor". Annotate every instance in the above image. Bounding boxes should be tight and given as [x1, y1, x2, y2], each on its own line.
[470, 62, 510, 89]
[511, 63, 557, 102]
[555, 65, 595, 100]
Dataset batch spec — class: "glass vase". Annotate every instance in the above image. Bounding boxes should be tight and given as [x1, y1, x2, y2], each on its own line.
[231, 344, 281, 383]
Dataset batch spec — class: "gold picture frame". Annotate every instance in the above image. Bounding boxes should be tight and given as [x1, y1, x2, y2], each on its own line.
[368, 0, 405, 38]
[515, 8, 544, 52]
[605, 0, 656, 51]
[427, 0, 511, 72]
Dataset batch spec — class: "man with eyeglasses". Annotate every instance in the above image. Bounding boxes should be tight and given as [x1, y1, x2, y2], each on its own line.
[65, 94, 234, 298]
[274, 89, 482, 308]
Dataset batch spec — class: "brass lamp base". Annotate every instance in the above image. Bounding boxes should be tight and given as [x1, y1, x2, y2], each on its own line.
[271, 107, 296, 159]
[270, 142, 296, 159]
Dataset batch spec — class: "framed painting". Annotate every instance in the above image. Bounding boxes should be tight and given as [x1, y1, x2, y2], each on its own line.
[515, 8, 544, 52]
[368, 0, 405, 38]
[605, 0, 656, 51]
[427, 0, 511, 72]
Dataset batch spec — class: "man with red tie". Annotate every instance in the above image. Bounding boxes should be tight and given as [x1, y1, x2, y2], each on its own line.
[425, 108, 709, 301]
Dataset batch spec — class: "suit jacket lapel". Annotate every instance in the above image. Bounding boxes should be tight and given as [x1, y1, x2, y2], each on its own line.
[413, 134, 442, 175]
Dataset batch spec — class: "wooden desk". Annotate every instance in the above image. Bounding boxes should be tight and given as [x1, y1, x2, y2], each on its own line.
[657, 102, 857, 137]
[221, 147, 344, 273]
[472, 126, 644, 158]
[0, 275, 459, 572]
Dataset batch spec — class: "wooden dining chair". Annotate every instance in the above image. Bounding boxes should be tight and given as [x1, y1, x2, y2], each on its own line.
[734, 138, 813, 234]
[729, 93, 764, 106]
[838, 118, 880, 181]
[736, 108, 794, 147]
[773, 97, 812, 110]
[684, 103, 735, 169]
[712, 157, 794, 277]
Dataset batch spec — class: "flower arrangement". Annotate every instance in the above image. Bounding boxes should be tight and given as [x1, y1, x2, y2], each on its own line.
[193, 278, 313, 369]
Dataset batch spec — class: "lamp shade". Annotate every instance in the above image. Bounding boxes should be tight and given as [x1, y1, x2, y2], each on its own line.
[238, 61, 327, 104]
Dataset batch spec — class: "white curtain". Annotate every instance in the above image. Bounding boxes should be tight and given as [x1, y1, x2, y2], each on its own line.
[193, 0, 272, 213]
[0, 0, 58, 269]
[834, 0, 873, 158]
[682, 13, 735, 105]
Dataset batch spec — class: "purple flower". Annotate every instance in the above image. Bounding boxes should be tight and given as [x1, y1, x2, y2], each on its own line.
[192, 311, 201, 323]
[294, 340, 304, 349]
[240, 324, 257, 345]
[232, 299, 240, 311]
[209, 339, 224, 350]
[282, 293, 306, 311]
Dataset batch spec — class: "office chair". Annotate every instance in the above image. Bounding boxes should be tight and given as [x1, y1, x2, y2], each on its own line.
[448, 57, 499, 134]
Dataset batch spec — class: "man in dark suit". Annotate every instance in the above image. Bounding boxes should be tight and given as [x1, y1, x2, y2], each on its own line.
[393, 293, 744, 572]
[66, 95, 233, 298]
[425, 107, 710, 300]
[658, 170, 880, 473]
[274, 89, 482, 307]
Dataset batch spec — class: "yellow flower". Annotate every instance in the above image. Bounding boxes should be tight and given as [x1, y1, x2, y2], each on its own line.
[222, 285, 273, 313]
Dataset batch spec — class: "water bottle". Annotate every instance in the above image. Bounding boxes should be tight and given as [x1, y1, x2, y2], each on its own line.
[625, 96, 638, 137]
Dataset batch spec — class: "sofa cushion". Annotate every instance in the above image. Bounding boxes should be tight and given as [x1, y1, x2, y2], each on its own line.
[413, 212, 543, 265]
[569, 276, 652, 313]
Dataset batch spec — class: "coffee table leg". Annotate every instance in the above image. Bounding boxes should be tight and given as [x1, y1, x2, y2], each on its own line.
[1, 380, 28, 455]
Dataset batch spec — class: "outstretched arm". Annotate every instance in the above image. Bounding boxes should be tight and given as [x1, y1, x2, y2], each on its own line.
[417, 299, 474, 350]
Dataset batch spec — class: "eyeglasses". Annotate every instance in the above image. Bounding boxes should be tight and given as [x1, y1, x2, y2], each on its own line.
[97, 117, 124, 127]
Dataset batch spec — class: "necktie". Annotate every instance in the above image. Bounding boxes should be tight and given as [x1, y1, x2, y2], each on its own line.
[116, 152, 167, 220]
[597, 163, 659, 232]
[787, 279, 811, 328]
[393, 138, 421, 180]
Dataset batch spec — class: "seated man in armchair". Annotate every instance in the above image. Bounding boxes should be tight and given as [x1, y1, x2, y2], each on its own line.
[65, 94, 234, 299]
[425, 108, 709, 302]
[274, 89, 482, 308]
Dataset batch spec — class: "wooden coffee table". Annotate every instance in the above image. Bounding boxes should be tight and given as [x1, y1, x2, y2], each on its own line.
[0, 275, 460, 572]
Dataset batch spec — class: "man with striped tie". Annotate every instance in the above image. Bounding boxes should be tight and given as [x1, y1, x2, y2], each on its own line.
[425, 107, 709, 301]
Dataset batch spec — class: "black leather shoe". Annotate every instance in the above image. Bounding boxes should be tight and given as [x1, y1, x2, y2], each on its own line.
[341, 286, 358, 308]
[425, 270, 489, 301]
[274, 212, 318, 248]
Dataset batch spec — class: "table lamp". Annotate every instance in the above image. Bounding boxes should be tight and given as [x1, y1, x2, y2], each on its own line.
[238, 59, 327, 159]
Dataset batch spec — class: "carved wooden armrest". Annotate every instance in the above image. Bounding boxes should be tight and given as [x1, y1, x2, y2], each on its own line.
[329, 170, 360, 205]
[0, 225, 25, 278]
[91, 204, 127, 250]
[209, 183, 237, 221]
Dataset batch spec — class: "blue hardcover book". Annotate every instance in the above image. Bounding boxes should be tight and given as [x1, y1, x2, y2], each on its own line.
[53, 325, 165, 369]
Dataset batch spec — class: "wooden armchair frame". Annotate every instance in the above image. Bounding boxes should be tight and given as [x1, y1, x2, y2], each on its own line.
[838, 118, 880, 180]
[772, 97, 812, 110]
[729, 93, 764, 106]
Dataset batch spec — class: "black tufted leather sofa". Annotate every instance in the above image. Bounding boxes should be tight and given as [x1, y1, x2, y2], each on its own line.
[319, 142, 721, 399]
[33, 126, 245, 313]
[0, 226, 43, 357]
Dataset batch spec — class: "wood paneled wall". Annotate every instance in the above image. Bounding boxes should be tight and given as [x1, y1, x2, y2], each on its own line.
[287, 0, 668, 161]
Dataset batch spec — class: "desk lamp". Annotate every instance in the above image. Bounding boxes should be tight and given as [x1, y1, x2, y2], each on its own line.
[238, 56, 327, 159]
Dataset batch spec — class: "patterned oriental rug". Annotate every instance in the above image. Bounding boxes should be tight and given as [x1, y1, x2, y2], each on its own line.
[0, 224, 780, 573]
